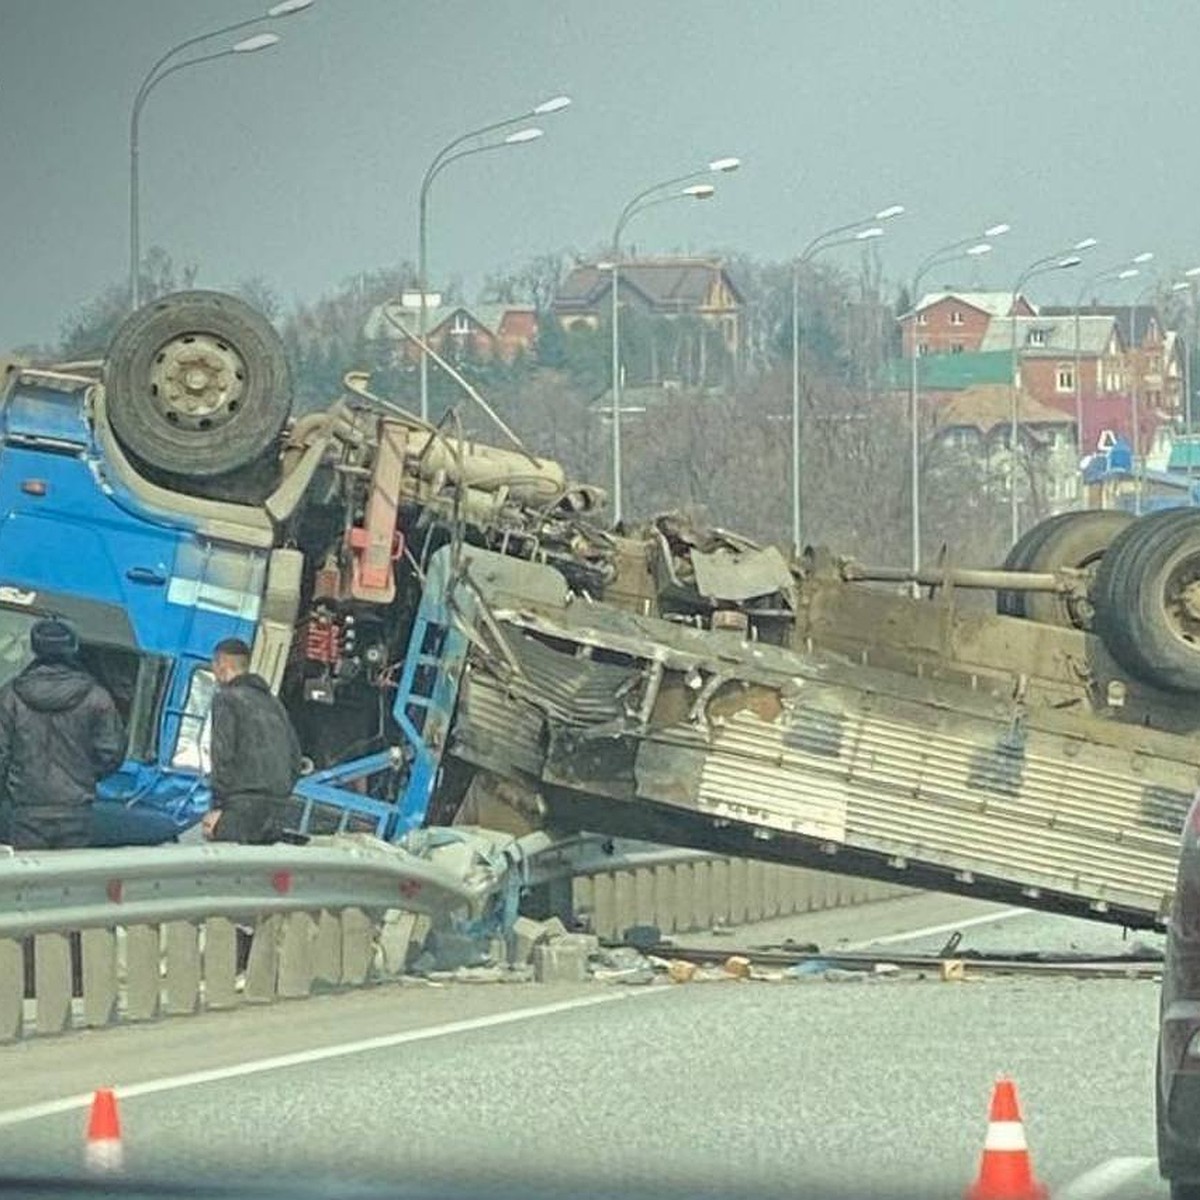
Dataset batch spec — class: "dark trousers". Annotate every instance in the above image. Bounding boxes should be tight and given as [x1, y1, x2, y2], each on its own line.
[211, 796, 286, 845]
[12, 809, 90, 998]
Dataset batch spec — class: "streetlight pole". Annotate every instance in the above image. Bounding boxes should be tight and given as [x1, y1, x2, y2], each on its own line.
[1008, 240, 1096, 543]
[416, 96, 571, 421]
[607, 158, 741, 526]
[789, 204, 904, 557]
[905, 223, 1009, 578]
[1071, 254, 1150, 486]
[1171, 267, 1200, 479]
[129, 0, 312, 310]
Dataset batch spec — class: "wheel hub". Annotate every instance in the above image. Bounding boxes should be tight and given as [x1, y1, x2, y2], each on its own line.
[149, 334, 246, 431]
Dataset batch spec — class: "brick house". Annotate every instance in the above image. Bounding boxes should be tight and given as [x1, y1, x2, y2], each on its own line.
[365, 300, 538, 364]
[553, 258, 743, 359]
[899, 291, 1035, 358]
[1039, 304, 1182, 426]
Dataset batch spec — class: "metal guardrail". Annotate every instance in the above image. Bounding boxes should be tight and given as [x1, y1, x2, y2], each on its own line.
[0, 837, 474, 938]
[0, 830, 912, 1043]
[0, 836, 479, 1043]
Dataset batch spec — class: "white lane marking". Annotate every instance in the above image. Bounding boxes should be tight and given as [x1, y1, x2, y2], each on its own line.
[0, 987, 671, 1131]
[1056, 1156, 1155, 1200]
[842, 906, 1031, 950]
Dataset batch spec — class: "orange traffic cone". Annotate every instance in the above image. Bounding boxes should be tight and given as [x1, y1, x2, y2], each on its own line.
[966, 1078, 1046, 1200]
[84, 1088, 124, 1173]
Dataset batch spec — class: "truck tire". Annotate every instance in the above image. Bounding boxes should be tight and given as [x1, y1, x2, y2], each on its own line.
[104, 290, 291, 480]
[1093, 509, 1200, 692]
[1020, 510, 1133, 630]
[997, 513, 1083, 618]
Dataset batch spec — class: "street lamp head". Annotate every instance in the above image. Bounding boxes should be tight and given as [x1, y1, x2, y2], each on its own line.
[984, 223, 1011, 237]
[267, 0, 313, 15]
[233, 32, 280, 51]
[875, 205, 905, 221]
[1073, 237, 1099, 252]
[1117, 268, 1140, 281]
[682, 184, 715, 199]
[708, 157, 741, 173]
[966, 243, 992, 257]
[1174, 281, 1192, 292]
[504, 127, 544, 144]
[532, 95, 571, 115]
[1132, 251, 1154, 264]
[1186, 266, 1200, 278]
[856, 226, 884, 241]
[1057, 256, 1084, 269]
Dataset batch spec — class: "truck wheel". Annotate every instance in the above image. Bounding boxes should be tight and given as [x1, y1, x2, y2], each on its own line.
[997, 513, 1081, 618]
[1019, 510, 1133, 630]
[1093, 510, 1200, 692]
[104, 290, 291, 480]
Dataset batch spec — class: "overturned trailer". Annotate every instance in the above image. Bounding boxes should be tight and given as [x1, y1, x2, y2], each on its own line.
[6, 291, 1198, 929]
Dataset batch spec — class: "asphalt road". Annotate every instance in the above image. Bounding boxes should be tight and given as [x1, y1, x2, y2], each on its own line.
[0, 894, 1167, 1200]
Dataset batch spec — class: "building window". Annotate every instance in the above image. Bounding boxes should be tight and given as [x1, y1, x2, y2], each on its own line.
[917, 313, 928, 326]
[451, 312, 471, 335]
[918, 342, 930, 357]
[951, 343, 964, 354]
[1027, 328, 1047, 347]
[950, 310, 964, 326]
[1056, 364, 1075, 393]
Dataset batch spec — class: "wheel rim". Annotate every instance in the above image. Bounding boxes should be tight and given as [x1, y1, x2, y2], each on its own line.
[1163, 552, 1200, 647]
[148, 333, 246, 432]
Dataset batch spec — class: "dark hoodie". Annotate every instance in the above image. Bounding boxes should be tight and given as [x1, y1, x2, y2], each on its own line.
[0, 661, 125, 812]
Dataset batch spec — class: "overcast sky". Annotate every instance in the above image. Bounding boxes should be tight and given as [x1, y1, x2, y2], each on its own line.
[1, 0, 1196, 346]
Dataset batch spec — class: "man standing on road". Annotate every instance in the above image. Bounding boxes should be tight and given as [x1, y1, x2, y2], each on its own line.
[0, 617, 125, 850]
[200, 638, 301, 844]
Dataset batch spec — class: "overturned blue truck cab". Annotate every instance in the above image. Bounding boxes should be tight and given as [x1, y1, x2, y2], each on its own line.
[0, 290, 559, 847]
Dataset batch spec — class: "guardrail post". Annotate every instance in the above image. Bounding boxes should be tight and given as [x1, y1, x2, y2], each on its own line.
[34, 932, 72, 1034]
[710, 859, 731, 926]
[634, 868, 655, 932]
[0, 938, 22, 1041]
[203, 918, 238, 1010]
[763, 862, 781, 918]
[653, 865, 677, 934]
[674, 862, 695, 933]
[691, 860, 713, 930]
[164, 922, 201, 1015]
[339, 908, 373, 986]
[591, 874, 615, 941]
[313, 910, 342, 985]
[745, 860, 765, 923]
[278, 912, 317, 999]
[125, 925, 161, 1021]
[245, 915, 281, 1003]
[81, 928, 117, 1028]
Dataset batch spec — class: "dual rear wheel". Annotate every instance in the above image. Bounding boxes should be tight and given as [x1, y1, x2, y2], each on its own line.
[998, 508, 1200, 693]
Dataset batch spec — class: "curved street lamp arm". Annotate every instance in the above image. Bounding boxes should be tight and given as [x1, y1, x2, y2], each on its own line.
[613, 188, 706, 251]
[133, 16, 262, 116]
[424, 110, 537, 187]
[797, 215, 878, 264]
[613, 170, 711, 249]
[133, 48, 238, 129]
[420, 137, 532, 211]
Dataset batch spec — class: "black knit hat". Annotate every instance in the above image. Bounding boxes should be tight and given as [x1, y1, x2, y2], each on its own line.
[30, 618, 79, 663]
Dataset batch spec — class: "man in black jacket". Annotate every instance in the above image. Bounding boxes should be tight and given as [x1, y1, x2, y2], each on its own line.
[200, 638, 301, 844]
[0, 618, 125, 850]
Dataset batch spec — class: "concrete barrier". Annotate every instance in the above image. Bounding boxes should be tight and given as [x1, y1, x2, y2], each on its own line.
[573, 856, 910, 941]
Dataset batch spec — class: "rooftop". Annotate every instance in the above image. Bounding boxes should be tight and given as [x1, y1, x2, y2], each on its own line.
[883, 350, 1012, 391]
[910, 291, 1029, 319]
[556, 258, 742, 311]
[976, 314, 1120, 356]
